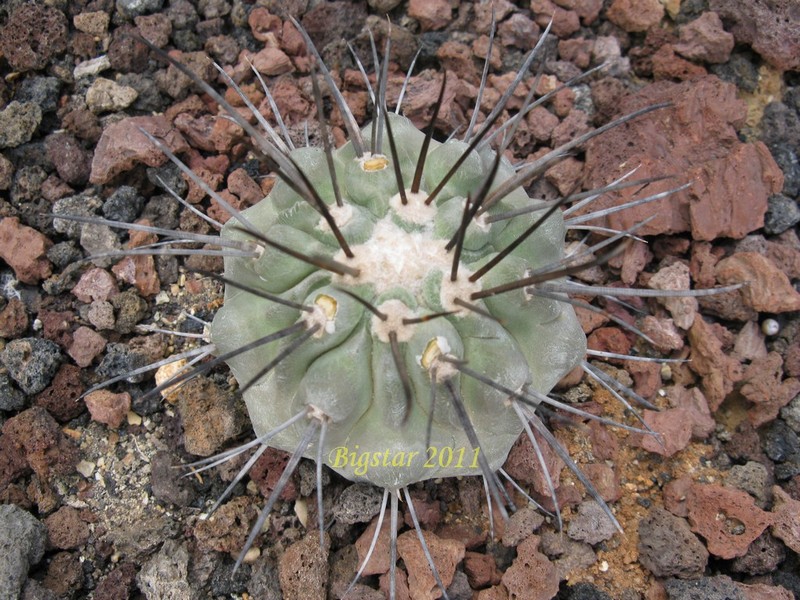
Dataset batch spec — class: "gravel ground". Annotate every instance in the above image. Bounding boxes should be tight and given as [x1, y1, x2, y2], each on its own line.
[0, 0, 799, 599]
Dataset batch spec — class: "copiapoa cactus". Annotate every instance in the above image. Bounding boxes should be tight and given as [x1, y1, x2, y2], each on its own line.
[63, 15, 738, 600]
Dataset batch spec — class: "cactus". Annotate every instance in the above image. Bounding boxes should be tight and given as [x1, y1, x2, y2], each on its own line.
[61, 17, 739, 599]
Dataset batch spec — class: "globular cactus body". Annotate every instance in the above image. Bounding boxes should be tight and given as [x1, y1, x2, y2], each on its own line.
[211, 114, 586, 488]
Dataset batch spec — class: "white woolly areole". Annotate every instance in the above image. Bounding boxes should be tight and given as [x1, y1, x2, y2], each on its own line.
[317, 203, 354, 232]
[371, 299, 414, 343]
[333, 218, 481, 310]
[388, 190, 436, 225]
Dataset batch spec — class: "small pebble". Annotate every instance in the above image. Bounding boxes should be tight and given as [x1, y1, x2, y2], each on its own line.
[762, 318, 780, 336]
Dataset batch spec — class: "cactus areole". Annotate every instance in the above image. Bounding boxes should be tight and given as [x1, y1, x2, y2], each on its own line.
[211, 114, 586, 489]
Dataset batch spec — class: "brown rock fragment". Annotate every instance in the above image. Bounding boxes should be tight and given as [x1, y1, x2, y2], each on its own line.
[464, 551, 501, 589]
[674, 12, 734, 64]
[176, 376, 244, 457]
[45, 506, 89, 550]
[0, 217, 53, 284]
[397, 529, 464, 600]
[709, 0, 800, 71]
[636, 408, 693, 457]
[84, 390, 131, 429]
[2, 407, 79, 481]
[607, 0, 663, 32]
[194, 496, 259, 555]
[648, 261, 697, 329]
[582, 77, 783, 240]
[687, 317, 743, 411]
[354, 514, 400, 576]
[408, 0, 452, 31]
[90, 116, 189, 184]
[72, 268, 119, 303]
[35, 364, 85, 422]
[740, 352, 800, 426]
[501, 534, 559, 600]
[0, 299, 28, 338]
[279, 533, 330, 600]
[68, 326, 107, 368]
[686, 483, 772, 559]
[770, 486, 800, 554]
[715, 252, 800, 313]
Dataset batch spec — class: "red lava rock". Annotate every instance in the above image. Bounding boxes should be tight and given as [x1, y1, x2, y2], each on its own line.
[93, 563, 137, 600]
[674, 12, 734, 64]
[42, 551, 83, 597]
[770, 486, 800, 554]
[354, 514, 401, 576]
[134, 13, 172, 48]
[651, 43, 709, 81]
[403, 489, 441, 531]
[545, 157, 583, 196]
[72, 268, 119, 303]
[640, 316, 684, 352]
[582, 76, 783, 240]
[530, 0, 580, 38]
[636, 407, 693, 457]
[0, 4, 68, 71]
[526, 106, 560, 143]
[45, 132, 92, 186]
[686, 483, 772, 559]
[737, 582, 794, 600]
[666, 385, 715, 440]
[194, 496, 259, 555]
[498, 13, 540, 49]
[504, 428, 565, 498]
[501, 534, 560, 600]
[408, 0, 452, 31]
[84, 390, 131, 429]
[400, 71, 460, 132]
[0, 217, 53, 284]
[67, 326, 107, 368]
[583, 463, 622, 503]
[663, 475, 693, 518]
[606, 0, 663, 32]
[0, 433, 30, 493]
[250, 447, 298, 502]
[397, 529, 464, 600]
[112, 256, 161, 297]
[715, 252, 800, 313]
[437, 41, 477, 84]
[38, 309, 74, 348]
[184, 152, 228, 202]
[740, 352, 800, 427]
[279, 533, 330, 600]
[733, 321, 767, 362]
[587, 327, 631, 356]
[35, 364, 85, 422]
[89, 115, 189, 185]
[502, 506, 546, 547]
[0, 299, 28, 338]
[45, 506, 89, 550]
[248, 7, 281, 42]
[464, 551, 502, 589]
[647, 262, 697, 330]
[2, 407, 79, 481]
[687, 317, 743, 411]
[588, 420, 619, 461]
[246, 46, 294, 76]
[175, 376, 243, 457]
[709, 0, 799, 71]
[227, 168, 264, 207]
